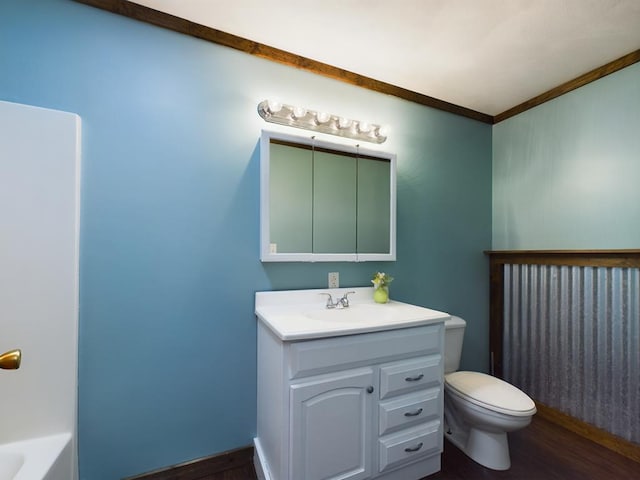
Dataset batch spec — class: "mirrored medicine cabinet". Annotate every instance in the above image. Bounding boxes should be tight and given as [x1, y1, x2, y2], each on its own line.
[260, 130, 396, 262]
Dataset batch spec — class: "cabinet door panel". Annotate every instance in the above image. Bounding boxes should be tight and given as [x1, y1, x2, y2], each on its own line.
[313, 150, 357, 253]
[290, 368, 374, 480]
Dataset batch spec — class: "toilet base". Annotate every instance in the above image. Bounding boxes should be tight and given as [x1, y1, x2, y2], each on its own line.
[445, 426, 510, 471]
[467, 428, 510, 470]
[444, 397, 513, 472]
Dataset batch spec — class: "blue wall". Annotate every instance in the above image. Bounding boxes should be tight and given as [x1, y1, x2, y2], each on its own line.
[493, 62, 640, 249]
[1, 1, 492, 478]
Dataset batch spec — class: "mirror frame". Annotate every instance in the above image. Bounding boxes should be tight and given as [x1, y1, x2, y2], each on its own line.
[260, 130, 396, 262]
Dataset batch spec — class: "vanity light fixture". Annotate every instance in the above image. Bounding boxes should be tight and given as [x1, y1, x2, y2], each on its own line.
[257, 100, 387, 144]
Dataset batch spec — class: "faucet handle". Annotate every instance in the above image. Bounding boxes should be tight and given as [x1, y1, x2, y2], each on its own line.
[319, 292, 335, 309]
[340, 291, 356, 308]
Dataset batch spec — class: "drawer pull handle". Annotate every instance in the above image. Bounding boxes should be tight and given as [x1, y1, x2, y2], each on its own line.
[405, 374, 424, 382]
[404, 408, 423, 417]
[404, 442, 423, 453]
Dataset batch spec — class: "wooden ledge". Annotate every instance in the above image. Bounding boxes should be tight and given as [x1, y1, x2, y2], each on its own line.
[485, 249, 640, 268]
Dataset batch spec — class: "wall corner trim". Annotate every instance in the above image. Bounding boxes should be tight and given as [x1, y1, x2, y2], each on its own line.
[493, 49, 640, 123]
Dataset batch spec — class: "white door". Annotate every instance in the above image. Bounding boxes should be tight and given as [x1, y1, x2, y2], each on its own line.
[290, 367, 375, 480]
[0, 100, 80, 476]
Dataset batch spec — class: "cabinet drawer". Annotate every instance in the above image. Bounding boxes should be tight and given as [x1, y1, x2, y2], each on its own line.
[378, 421, 441, 473]
[379, 387, 441, 436]
[288, 324, 441, 379]
[379, 355, 441, 399]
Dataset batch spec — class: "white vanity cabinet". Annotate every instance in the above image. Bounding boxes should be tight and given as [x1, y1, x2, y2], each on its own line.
[255, 318, 445, 480]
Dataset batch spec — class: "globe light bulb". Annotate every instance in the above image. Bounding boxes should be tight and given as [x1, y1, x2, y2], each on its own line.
[292, 106, 307, 119]
[358, 121, 371, 133]
[316, 111, 331, 124]
[338, 117, 352, 129]
[267, 100, 282, 113]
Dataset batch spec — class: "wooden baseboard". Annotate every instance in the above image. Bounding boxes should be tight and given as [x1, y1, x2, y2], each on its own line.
[535, 401, 640, 464]
[123, 445, 254, 480]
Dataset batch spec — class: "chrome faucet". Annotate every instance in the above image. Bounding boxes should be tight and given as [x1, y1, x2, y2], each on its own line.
[320, 291, 356, 309]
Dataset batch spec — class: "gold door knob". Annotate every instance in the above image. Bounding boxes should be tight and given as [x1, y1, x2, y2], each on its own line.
[0, 349, 21, 370]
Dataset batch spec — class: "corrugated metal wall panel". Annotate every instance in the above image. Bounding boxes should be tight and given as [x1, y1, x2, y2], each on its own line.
[503, 264, 640, 444]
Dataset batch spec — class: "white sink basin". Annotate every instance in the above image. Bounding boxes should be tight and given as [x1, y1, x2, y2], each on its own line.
[0, 452, 23, 480]
[256, 287, 449, 340]
[304, 302, 424, 323]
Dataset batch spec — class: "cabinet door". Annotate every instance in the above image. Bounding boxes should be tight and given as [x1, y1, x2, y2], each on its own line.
[290, 368, 374, 480]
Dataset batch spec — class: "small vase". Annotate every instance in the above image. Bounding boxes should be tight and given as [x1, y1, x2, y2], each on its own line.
[373, 286, 389, 304]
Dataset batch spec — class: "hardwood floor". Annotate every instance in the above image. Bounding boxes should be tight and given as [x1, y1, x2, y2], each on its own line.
[210, 415, 640, 480]
[431, 415, 640, 480]
[203, 463, 257, 480]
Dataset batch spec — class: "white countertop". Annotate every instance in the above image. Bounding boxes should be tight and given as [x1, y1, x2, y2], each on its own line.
[255, 287, 449, 341]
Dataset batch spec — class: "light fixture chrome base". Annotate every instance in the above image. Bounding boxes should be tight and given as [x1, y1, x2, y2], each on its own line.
[257, 100, 387, 143]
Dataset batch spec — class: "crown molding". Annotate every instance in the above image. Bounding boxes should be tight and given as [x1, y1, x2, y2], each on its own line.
[75, 0, 640, 125]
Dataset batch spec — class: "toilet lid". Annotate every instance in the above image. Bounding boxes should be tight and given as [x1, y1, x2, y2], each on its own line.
[445, 371, 536, 417]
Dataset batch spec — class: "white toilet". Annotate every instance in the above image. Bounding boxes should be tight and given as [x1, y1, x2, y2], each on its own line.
[443, 316, 536, 470]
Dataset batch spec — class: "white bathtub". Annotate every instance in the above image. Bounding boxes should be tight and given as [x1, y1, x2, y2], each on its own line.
[0, 433, 72, 480]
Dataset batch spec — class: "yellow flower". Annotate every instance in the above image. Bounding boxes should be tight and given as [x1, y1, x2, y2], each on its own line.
[371, 271, 393, 288]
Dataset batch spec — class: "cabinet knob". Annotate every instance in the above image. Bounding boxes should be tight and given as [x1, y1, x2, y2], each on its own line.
[366, 386, 374, 394]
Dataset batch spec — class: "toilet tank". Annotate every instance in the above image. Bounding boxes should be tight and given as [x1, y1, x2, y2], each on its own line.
[444, 316, 466, 374]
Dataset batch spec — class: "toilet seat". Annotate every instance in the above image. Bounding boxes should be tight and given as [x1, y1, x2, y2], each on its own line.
[445, 371, 536, 417]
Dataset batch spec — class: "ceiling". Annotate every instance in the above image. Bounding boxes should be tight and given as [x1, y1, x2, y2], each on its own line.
[130, 0, 640, 116]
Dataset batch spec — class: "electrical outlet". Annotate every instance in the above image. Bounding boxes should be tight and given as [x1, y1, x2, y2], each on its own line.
[328, 272, 339, 288]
